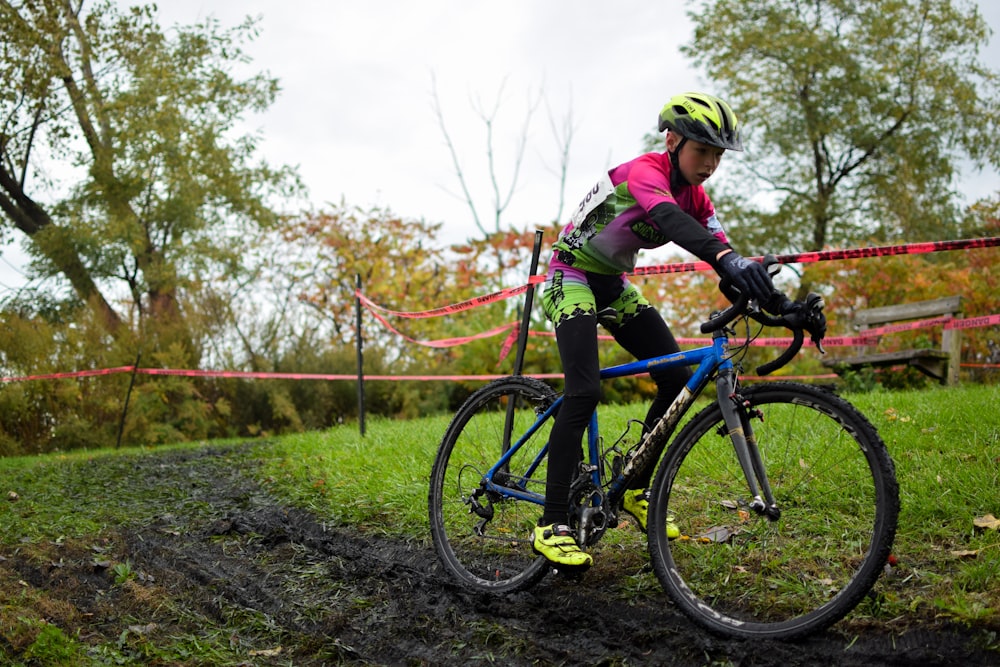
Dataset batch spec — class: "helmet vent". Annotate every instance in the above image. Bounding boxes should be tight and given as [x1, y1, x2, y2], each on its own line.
[718, 110, 732, 133]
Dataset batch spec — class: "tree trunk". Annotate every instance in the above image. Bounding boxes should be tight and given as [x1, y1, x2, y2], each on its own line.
[0, 163, 122, 333]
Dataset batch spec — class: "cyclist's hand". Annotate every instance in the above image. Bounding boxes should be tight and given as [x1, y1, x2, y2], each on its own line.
[717, 252, 775, 303]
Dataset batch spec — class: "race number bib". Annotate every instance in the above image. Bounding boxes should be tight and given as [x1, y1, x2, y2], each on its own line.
[570, 173, 615, 228]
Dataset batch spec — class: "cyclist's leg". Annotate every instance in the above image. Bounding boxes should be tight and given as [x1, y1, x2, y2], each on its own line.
[544, 314, 600, 524]
[538, 270, 602, 566]
[604, 285, 691, 491]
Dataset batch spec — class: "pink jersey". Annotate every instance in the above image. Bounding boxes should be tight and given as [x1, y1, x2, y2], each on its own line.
[550, 152, 728, 276]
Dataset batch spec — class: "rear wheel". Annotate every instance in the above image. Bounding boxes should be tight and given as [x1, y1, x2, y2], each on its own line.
[429, 376, 557, 593]
[648, 382, 898, 640]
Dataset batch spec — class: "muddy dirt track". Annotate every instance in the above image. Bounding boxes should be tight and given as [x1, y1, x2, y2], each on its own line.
[3, 444, 998, 666]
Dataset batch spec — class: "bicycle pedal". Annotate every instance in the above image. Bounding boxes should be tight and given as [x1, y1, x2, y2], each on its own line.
[552, 563, 590, 580]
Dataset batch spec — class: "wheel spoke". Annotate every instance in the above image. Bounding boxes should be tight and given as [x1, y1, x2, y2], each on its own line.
[429, 378, 556, 592]
[649, 383, 898, 639]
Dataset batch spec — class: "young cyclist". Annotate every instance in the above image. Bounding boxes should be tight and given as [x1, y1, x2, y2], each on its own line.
[533, 92, 779, 569]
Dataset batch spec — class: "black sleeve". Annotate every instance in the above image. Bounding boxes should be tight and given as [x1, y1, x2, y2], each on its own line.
[648, 202, 731, 269]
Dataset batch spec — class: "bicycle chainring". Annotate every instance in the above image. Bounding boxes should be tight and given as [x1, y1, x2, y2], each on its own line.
[568, 472, 609, 546]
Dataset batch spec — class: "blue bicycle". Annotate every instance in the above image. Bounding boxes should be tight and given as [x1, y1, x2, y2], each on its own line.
[428, 273, 899, 640]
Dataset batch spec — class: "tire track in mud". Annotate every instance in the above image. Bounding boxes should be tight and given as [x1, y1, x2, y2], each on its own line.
[6, 443, 994, 665]
[112, 444, 998, 666]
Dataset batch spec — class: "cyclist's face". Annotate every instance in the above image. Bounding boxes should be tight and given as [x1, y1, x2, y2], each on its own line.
[668, 135, 725, 185]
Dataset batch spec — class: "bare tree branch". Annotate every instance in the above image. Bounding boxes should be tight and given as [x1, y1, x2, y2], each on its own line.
[430, 72, 485, 236]
[543, 92, 577, 224]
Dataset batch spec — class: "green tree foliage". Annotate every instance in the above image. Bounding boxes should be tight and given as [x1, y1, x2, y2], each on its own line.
[284, 204, 451, 349]
[281, 205, 562, 413]
[4, 2, 996, 457]
[0, 1, 304, 453]
[0, 0, 300, 356]
[683, 0, 1000, 254]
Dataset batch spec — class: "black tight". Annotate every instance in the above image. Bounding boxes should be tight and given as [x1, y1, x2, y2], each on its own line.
[541, 307, 691, 525]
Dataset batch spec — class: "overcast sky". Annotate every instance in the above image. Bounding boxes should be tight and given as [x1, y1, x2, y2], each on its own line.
[1, 1, 998, 290]
[148, 0, 1000, 242]
[154, 0, 710, 242]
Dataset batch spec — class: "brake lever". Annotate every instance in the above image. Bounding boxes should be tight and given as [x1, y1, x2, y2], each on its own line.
[803, 292, 827, 354]
[754, 288, 829, 374]
[762, 253, 781, 277]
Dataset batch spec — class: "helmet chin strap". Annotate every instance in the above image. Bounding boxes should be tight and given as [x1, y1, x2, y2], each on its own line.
[668, 136, 691, 190]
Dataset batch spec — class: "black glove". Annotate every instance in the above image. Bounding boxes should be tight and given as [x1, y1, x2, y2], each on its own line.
[717, 252, 775, 303]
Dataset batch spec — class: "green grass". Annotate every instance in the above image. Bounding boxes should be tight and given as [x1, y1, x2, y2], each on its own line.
[252, 383, 1000, 627]
[256, 413, 455, 534]
[0, 440, 248, 543]
[0, 383, 998, 664]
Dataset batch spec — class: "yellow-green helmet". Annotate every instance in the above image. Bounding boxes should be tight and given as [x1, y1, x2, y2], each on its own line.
[657, 93, 744, 151]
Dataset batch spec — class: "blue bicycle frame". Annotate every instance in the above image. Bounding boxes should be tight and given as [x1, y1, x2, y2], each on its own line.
[480, 332, 740, 513]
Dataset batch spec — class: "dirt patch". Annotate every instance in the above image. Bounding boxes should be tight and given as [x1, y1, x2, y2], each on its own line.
[2, 444, 997, 666]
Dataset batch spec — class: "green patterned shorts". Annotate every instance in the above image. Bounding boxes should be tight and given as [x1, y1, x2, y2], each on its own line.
[541, 269, 651, 328]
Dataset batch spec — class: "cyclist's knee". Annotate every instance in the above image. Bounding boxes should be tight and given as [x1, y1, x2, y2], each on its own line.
[650, 367, 690, 395]
[562, 386, 601, 412]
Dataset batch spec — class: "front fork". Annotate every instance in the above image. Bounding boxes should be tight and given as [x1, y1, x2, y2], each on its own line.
[715, 368, 781, 520]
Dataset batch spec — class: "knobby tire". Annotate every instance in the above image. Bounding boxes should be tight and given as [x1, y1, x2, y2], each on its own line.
[428, 376, 557, 593]
[647, 382, 899, 640]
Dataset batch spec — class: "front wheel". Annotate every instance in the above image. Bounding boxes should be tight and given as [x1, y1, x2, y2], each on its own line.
[429, 376, 557, 593]
[648, 382, 898, 640]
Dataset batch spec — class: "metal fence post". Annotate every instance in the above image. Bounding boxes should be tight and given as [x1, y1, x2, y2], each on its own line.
[355, 273, 366, 437]
[511, 230, 545, 376]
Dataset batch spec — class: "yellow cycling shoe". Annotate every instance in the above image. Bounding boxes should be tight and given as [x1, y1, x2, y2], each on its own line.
[623, 489, 680, 539]
[532, 523, 593, 569]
